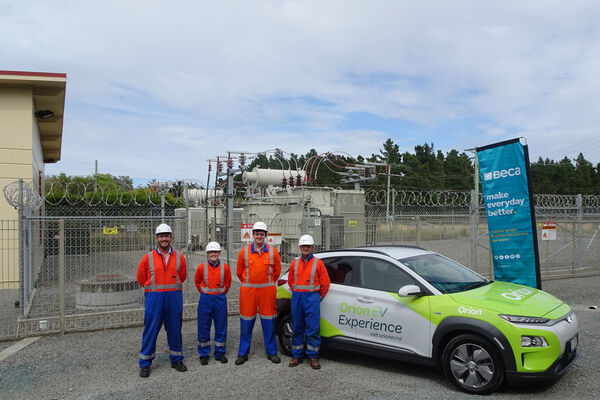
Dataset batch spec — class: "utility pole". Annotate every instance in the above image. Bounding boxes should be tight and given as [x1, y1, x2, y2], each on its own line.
[94, 160, 98, 192]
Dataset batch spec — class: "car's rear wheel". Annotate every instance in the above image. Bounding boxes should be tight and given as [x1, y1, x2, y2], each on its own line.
[277, 313, 293, 356]
[441, 333, 505, 395]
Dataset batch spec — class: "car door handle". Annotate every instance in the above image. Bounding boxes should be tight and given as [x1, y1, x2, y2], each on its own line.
[356, 297, 374, 304]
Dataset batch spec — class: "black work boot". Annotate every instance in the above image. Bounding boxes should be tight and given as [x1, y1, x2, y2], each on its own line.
[235, 355, 248, 365]
[267, 353, 281, 364]
[171, 360, 188, 372]
[216, 354, 228, 364]
[139, 366, 151, 378]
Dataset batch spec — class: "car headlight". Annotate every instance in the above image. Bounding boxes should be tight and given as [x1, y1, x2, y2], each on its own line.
[499, 314, 550, 324]
[521, 335, 548, 347]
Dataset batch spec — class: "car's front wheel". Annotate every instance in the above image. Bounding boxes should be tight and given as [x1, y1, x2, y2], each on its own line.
[441, 333, 505, 395]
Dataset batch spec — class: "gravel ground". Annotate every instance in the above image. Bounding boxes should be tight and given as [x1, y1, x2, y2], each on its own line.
[0, 276, 598, 400]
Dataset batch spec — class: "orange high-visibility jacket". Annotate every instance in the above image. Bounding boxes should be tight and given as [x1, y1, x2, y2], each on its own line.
[236, 243, 281, 287]
[137, 248, 187, 293]
[194, 260, 232, 294]
[288, 256, 330, 298]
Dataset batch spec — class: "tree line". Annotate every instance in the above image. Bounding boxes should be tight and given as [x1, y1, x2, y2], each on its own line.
[47, 139, 600, 197]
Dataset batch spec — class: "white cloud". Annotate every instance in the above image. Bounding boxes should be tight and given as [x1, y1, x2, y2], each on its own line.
[1, 0, 598, 182]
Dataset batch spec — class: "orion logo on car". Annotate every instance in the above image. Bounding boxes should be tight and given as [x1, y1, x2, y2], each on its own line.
[458, 306, 482, 316]
[339, 302, 388, 317]
[500, 288, 535, 300]
[337, 302, 403, 334]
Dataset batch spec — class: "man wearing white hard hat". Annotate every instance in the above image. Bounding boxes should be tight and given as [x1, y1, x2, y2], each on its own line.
[136, 223, 188, 378]
[194, 242, 231, 365]
[235, 221, 282, 365]
[288, 234, 330, 370]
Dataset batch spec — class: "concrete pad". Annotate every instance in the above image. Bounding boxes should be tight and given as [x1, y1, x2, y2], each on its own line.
[0, 336, 40, 362]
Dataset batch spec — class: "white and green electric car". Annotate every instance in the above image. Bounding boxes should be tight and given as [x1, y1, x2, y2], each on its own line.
[276, 246, 578, 395]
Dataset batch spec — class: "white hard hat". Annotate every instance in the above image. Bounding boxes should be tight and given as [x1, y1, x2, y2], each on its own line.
[299, 234, 315, 246]
[252, 221, 268, 232]
[155, 223, 173, 235]
[206, 242, 221, 252]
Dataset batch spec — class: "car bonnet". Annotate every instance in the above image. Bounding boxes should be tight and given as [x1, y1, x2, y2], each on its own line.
[449, 281, 564, 317]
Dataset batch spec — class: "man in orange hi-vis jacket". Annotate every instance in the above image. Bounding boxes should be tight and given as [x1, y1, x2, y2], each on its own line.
[235, 221, 282, 365]
[287, 234, 330, 370]
[136, 223, 187, 378]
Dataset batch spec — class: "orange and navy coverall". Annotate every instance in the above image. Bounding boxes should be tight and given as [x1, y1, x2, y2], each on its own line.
[237, 242, 281, 356]
[137, 247, 187, 367]
[288, 254, 330, 359]
[194, 260, 231, 359]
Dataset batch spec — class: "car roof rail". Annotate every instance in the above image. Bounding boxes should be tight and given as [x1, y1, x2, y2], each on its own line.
[358, 245, 426, 250]
[314, 245, 426, 257]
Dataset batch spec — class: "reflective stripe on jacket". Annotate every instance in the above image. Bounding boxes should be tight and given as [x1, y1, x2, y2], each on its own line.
[137, 249, 187, 292]
[194, 260, 232, 294]
[236, 243, 281, 288]
[288, 255, 330, 298]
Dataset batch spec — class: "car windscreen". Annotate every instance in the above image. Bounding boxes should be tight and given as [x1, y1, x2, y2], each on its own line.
[399, 254, 488, 294]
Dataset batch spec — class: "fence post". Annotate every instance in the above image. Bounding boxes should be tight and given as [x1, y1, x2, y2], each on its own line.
[184, 183, 190, 251]
[59, 218, 65, 335]
[571, 220, 576, 275]
[325, 218, 331, 250]
[160, 192, 166, 223]
[470, 190, 478, 271]
[577, 194, 583, 271]
[416, 215, 421, 247]
[18, 179, 24, 316]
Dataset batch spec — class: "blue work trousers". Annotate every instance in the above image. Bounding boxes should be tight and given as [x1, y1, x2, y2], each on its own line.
[139, 290, 183, 367]
[197, 293, 228, 358]
[291, 290, 321, 359]
[238, 316, 278, 356]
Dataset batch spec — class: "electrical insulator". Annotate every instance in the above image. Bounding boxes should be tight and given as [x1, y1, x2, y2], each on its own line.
[208, 161, 212, 171]
[227, 157, 233, 170]
[281, 177, 287, 188]
[217, 161, 223, 174]
[239, 153, 246, 167]
[296, 174, 302, 186]
[289, 176, 295, 187]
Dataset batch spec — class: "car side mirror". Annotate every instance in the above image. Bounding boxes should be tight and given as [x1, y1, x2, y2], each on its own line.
[398, 284, 423, 297]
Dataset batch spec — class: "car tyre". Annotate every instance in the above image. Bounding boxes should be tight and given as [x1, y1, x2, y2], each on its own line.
[277, 313, 293, 356]
[441, 333, 505, 395]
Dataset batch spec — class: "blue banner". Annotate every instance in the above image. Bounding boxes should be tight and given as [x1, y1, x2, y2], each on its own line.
[477, 139, 540, 288]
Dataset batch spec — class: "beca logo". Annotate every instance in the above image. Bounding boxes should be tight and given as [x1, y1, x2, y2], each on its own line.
[484, 167, 522, 181]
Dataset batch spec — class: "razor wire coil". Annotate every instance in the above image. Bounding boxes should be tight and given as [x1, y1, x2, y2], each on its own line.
[3, 180, 43, 210]
[35, 183, 600, 210]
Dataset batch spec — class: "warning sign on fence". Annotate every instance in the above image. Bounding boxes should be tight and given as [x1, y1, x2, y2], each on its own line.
[241, 223, 253, 241]
[103, 226, 118, 235]
[267, 233, 282, 245]
[542, 221, 556, 241]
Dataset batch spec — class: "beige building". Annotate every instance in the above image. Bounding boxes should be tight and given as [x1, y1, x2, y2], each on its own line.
[0, 70, 66, 288]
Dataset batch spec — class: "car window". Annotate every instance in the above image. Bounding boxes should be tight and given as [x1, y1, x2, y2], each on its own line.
[400, 254, 488, 294]
[358, 257, 416, 292]
[322, 256, 355, 286]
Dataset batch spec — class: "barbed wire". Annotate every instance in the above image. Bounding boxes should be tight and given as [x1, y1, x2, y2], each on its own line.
[14, 181, 600, 210]
[365, 189, 473, 207]
[3, 180, 43, 210]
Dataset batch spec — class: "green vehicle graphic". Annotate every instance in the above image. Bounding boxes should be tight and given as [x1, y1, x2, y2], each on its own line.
[276, 246, 578, 395]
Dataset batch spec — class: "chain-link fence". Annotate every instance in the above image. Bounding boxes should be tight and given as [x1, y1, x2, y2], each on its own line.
[1, 188, 599, 341]
[0, 216, 240, 341]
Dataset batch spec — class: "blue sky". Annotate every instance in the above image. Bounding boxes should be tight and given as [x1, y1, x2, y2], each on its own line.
[2, 0, 600, 187]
